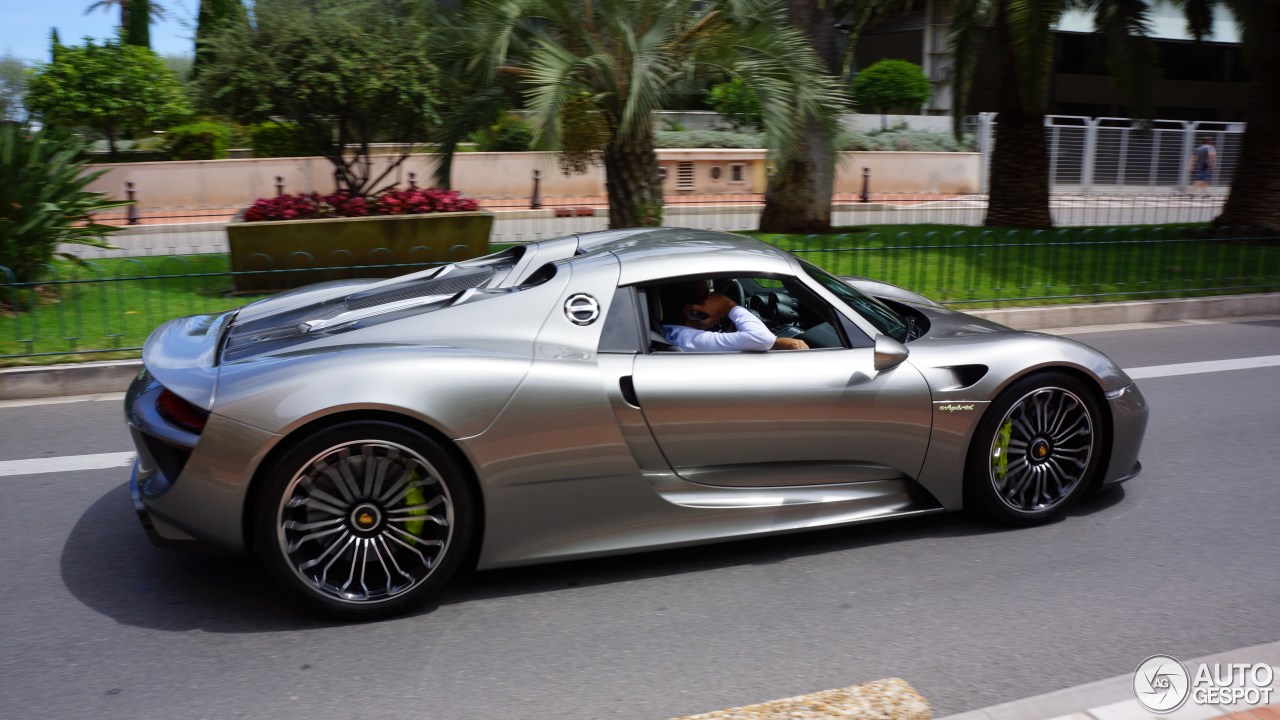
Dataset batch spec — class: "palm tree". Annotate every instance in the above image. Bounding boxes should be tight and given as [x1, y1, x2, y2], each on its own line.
[757, 0, 840, 233]
[1173, 0, 1280, 230]
[436, 0, 846, 228]
[84, 0, 168, 25]
[758, 0, 915, 234]
[949, 0, 1157, 228]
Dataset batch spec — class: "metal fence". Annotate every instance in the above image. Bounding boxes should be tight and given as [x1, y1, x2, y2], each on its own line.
[5, 228, 1276, 362]
[971, 113, 1244, 194]
[55, 190, 1232, 263]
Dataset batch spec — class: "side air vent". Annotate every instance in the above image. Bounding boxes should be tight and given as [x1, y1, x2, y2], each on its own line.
[942, 364, 989, 390]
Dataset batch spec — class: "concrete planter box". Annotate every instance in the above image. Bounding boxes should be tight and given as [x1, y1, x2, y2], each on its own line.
[226, 210, 493, 293]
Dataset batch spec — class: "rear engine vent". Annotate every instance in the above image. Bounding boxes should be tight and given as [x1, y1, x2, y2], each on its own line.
[346, 267, 496, 311]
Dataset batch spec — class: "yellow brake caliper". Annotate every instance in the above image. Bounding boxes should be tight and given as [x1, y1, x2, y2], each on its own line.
[992, 420, 1013, 482]
[403, 470, 427, 543]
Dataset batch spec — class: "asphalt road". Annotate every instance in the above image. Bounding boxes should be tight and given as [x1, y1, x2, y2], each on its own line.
[1, 316, 1277, 720]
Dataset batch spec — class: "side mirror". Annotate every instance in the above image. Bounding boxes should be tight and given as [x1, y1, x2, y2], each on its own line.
[873, 334, 909, 371]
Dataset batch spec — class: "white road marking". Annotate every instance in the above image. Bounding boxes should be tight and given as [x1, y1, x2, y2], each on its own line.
[1127, 354, 1280, 379]
[0, 392, 126, 409]
[0, 451, 136, 477]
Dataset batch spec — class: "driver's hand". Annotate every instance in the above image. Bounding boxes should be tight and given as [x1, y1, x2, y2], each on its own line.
[771, 337, 809, 351]
[692, 292, 736, 320]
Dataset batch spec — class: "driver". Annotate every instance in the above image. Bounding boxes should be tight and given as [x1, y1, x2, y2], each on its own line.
[659, 280, 808, 352]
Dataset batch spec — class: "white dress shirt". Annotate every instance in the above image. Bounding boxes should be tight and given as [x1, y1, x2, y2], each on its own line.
[662, 306, 776, 352]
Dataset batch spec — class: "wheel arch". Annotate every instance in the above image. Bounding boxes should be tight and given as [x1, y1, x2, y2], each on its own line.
[240, 409, 486, 567]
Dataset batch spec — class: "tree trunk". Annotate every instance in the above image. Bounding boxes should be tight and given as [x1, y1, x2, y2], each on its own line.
[604, 130, 663, 228]
[1215, 0, 1280, 231]
[984, 32, 1052, 229]
[125, 0, 151, 49]
[758, 118, 836, 233]
[757, 0, 837, 234]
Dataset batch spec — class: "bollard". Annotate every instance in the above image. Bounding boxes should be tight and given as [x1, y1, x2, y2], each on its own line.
[126, 181, 139, 225]
[275, 175, 285, 197]
[409, 171, 418, 189]
[860, 167, 871, 203]
[531, 169, 542, 209]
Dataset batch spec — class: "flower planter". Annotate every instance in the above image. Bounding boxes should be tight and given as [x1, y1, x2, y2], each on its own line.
[226, 210, 493, 293]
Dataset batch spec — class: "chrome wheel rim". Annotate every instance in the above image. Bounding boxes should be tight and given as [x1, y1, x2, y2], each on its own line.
[277, 440, 454, 605]
[989, 386, 1094, 513]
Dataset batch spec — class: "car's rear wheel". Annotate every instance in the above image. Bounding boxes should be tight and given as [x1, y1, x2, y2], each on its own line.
[967, 372, 1102, 525]
[254, 421, 474, 619]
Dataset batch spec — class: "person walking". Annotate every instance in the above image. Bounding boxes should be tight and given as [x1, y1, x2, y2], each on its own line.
[1188, 136, 1216, 197]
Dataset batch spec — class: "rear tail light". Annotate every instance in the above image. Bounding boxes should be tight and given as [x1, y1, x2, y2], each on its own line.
[156, 389, 210, 433]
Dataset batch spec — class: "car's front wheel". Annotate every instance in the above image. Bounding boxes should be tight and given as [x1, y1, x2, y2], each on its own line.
[254, 421, 475, 619]
[967, 372, 1102, 525]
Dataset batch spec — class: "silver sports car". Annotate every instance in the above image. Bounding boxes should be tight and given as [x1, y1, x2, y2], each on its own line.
[124, 228, 1148, 618]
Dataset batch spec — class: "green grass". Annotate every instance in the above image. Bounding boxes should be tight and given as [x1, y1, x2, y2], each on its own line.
[2, 224, 1276, 365]
[748, 224, 1280, 307]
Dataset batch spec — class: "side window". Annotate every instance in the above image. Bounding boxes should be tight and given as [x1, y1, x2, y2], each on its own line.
[640, 275, 865, 352]
[597, 286, 646, 354]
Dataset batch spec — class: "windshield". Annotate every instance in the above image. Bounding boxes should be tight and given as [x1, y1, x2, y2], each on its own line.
[800, 259, 908, 341]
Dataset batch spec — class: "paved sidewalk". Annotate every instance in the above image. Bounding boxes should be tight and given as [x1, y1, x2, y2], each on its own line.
[938, 641, 1280, 720]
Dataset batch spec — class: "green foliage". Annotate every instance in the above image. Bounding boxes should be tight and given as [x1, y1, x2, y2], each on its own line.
[0, 126, 127, 291]
[198, 0, 439, 196]
[0, 54, 28, 122]
[655, 130, 765, 148]
[162, 121, 230, 160]
[852, 60, 931, 114]
[469, 113, 536, 152]
[706, 77, 763, 131]
[442, 0, 848, 226]
[248, 122, 313, 158]
[193, 0, 249, 79]
[26, 36, 191, 155]
[838, 127, 975, 152]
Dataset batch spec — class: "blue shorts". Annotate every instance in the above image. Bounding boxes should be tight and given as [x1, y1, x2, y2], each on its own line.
[1195, 169, 1211, 182]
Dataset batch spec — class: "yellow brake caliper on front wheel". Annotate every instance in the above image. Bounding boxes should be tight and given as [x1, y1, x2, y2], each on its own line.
[992, 420, 1013, 482]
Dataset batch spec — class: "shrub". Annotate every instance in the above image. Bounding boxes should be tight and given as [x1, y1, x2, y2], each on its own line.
[162, 121, 231, 160]
[470, 113, 536, 152]
[706, 77, 763, 131]
[838, 127, 975, 152]
[243, 188, 479, 222]
[655, 129, 765, 148]
[249, 122, 313, 158]
[0, 125, 126, 293]
[853, 60, 932, 119]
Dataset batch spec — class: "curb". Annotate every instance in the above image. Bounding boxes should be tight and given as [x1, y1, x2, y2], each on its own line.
[2, 293, 1276, 402]
[671, 677, 931, 720]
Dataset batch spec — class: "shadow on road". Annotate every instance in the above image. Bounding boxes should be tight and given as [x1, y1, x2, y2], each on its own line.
[62, 479, 1125, 631]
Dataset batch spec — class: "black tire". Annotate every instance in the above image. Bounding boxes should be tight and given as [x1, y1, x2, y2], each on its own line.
[254, 421, 475, 620]
[966, 372, 1103, 525]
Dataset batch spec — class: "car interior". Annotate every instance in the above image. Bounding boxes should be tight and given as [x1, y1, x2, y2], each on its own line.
[639, 275, 854, 352]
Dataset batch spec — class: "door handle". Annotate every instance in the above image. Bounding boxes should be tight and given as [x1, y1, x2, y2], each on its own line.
[619, 376, 641, 408]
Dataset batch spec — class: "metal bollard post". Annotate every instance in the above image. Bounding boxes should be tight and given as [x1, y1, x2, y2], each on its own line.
[126, 181, 139, 225]
[860, 167, 871, 203]
[531, 169, 542, 209]
[275, 175, 285, 197]
[409, 171, 418, 189]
